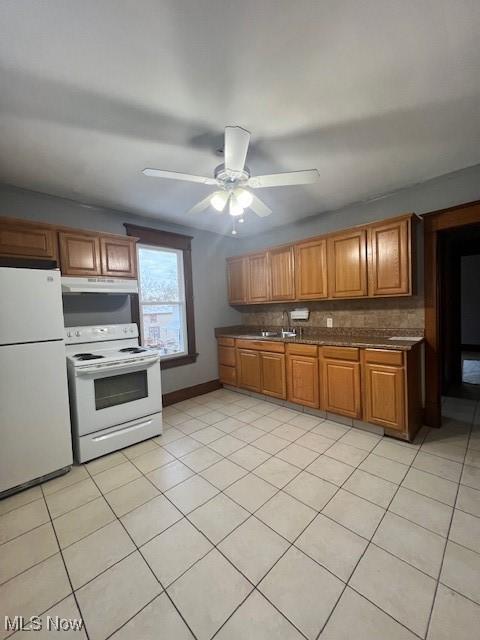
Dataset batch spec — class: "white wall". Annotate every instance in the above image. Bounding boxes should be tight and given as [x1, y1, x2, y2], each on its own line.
[461, 254, 480, 346]
[0, 184, 241, 393]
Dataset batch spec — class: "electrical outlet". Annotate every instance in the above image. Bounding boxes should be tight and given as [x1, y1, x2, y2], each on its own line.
[327, 317, 333, 328]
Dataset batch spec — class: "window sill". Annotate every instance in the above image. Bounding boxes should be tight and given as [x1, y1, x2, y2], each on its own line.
[160, 353, 199, 369]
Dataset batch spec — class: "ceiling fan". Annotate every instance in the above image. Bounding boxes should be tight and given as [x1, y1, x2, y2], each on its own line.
[142, 126, 320, 229]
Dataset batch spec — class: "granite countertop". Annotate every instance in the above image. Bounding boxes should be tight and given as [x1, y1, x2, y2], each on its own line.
[215, 327, 424, 351]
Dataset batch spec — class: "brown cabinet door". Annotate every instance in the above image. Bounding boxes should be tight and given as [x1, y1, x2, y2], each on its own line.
[287, 354, 319, 408]
[327, 230, 367, 298]
[0, 219, 57, 260]
[100, 237, 137, 278]
[247, 253, 270, 302]
[227, 257, 247, 304]
[59, 231, 102, 276]
[368, 218, 410, 296]
[294, 238, 328, 300]
[237, 349, 261, 392]
[364, 363, 405, 431]
[219, 365, 237, 386]
[321, 358, 361, 418]
[218, 345, 236, 367]
[269, 245, 295, 301]
[260, 352, 286, 399]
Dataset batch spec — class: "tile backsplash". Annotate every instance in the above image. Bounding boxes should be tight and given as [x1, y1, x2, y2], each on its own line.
[239, 296, 424, 333]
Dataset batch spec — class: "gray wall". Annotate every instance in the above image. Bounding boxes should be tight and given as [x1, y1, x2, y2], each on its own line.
[0, 184, 241, 393]
[461, 254, 480, 346]
[234, 164, 480, 255]
[231, 164, 480, 321]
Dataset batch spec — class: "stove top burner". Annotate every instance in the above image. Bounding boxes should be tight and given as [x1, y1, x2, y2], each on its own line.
[119, 347, 147, 354]
[73, 353, 105, 361]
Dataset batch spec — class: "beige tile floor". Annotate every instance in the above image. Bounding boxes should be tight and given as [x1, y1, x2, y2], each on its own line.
[1, 390, 480, 639]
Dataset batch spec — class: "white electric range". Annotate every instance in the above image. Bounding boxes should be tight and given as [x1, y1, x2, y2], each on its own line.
[65, 323, 162, 463]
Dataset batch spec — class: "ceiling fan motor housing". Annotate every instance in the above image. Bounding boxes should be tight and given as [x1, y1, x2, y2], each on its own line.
[214, 163, 251, 186]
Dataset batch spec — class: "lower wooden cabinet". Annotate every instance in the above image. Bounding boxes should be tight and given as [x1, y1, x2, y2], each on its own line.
[237, 349, 261, 392]
[364, 363, 404, 431]
[218, 339, 237, 385]
[236, 348, 286, 398]
[363, 349, 406, 431]
[217, 338, 420, 441]
[261, 352, 286, 399]
[321, 357, 362, 419]
[219, 364, 237, 386]
[286, 347, 319, 408]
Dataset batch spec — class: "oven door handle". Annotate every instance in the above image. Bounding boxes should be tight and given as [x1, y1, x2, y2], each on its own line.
[75, 356, 160, 377]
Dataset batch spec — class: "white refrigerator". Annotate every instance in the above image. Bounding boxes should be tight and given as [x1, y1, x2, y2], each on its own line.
[0, 267, 73, 496]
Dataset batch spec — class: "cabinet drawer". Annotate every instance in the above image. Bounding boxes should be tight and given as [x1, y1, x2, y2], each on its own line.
[219, 365, 236, 386]
[286, 343, 318, 357]
[236, 339, 285, 353]
[364, 349, 403, 367]
[218, 336, 235, 347]
[218, 345, 236, 367]
[321, 346, 359, 361]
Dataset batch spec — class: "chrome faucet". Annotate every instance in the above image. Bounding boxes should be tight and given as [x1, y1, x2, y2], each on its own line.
[281, 310, 297, 337]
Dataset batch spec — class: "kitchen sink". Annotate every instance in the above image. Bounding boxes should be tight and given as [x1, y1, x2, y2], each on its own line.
[245, 330, 298, 338]
[258, 331, 281, 337]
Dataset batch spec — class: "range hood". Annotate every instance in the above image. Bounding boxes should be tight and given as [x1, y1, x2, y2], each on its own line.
[61, 276, 138, 294]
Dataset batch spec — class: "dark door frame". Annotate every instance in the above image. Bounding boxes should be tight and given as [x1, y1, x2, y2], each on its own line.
[423, 200, 480, 427]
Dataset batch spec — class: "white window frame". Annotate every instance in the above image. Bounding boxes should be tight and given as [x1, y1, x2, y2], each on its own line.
[137, 244, 188, 360]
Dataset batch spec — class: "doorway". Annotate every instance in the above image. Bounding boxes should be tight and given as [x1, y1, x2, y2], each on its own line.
[423, 201, 480, 426]
[441, 226, 480, 401]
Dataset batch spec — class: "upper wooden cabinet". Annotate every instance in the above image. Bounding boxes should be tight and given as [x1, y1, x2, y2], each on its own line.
[247, 252, 270, 303]
[0, 218, 57, 260]
[368, 217, 411, 296]
[227, 256, 248, 304]
[0, 216, 138, 278]
[269, 245, 295, 301]
[100, 236, 137, 278]
[295, 238, 328, 300]
[226, 214, 414, 304]
[327, 229, 367, 298]
[59, 231, 102, 276]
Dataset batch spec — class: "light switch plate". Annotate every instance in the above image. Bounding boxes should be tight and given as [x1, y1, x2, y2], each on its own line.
[327, 317, 333, 328]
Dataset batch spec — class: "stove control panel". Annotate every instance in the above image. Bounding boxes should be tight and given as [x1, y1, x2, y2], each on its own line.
[65, 323, 138, 344]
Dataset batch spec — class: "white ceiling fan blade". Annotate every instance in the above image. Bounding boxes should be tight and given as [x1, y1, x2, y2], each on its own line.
[249, 194, 272, 218]
[248, 169, 320, 189]
[224, 126, 251, 173]
[143, 168, 218, 186]
[186, 194, 214, 215]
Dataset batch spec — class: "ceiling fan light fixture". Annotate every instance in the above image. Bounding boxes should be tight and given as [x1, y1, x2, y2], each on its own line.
[229, 195, 244, 217]
[210, 191, 229, 212]
[234, 188, 253, 208]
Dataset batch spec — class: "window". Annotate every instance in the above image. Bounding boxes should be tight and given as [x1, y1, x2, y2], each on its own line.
[125, 223, 197, 369]
[137, 245, 187, 358]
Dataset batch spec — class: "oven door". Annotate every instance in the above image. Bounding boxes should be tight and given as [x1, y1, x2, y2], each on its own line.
[72, 356, 162, 435]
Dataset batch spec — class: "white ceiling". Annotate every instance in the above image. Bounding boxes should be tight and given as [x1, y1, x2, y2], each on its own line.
[0, 0, 479, 236]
